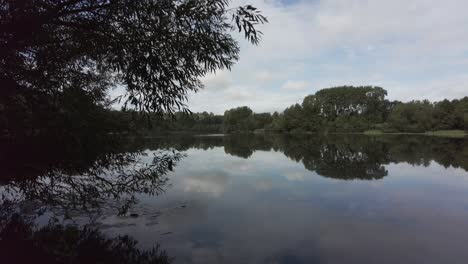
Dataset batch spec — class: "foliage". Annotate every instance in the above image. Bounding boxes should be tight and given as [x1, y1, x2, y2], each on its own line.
[0, 0, 267, 138]
[425, 130, 467, 138]
[388, 100, 433, 132]
[223, 106, 255, 132]
[73, 86, 468, 135]
[363, 129, 384, 135]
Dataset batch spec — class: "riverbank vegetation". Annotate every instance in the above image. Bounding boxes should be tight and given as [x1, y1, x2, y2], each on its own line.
[111, 86, 468, 135]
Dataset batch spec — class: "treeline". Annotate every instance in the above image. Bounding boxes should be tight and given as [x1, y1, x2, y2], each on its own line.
[6, 85, 466, 138]
[271, 86, 468, 133]
[112, 86, 468, 134]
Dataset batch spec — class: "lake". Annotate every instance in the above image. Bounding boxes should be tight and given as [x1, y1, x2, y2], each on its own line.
[2, 134, 468, 263]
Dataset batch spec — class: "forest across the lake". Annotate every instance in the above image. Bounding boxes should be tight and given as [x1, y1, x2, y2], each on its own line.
[4, 86, 467, 140]
[108, 86, 468, 135]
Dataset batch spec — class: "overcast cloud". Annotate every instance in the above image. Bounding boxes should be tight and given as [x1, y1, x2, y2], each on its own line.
[186, 0, 468, 114]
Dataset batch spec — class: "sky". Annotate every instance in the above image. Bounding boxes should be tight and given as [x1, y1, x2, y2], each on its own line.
[185, 0, 468, 114]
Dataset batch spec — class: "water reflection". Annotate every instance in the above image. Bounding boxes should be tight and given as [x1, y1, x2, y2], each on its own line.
[2, 134, 468, 263]
[1, 135, 182, 263]
[150, 134, 468, 179]
[1, 137, 184, 216]
[0, 214, 171, 264]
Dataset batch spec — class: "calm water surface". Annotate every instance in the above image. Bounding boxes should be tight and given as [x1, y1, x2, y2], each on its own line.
[3, 134, 468, 263]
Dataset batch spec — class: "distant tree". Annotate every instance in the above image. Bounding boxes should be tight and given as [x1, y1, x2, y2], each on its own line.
[223, 106, 254, 132]
[312, 86, 387, 122]
[388, 100, 433, 132]
[252, 112, 273, 130]
[265, 111, 285, 132]
[96, 91, 468, 135]
[301, 95, 324, 132]
[459, 97, 468, 130]
[465, 114, 468, 130]
[283, 104, 305, 132]
[452, 100, 466, 130]
[433, 99, 458, 130]
[281, 86, 389, 132]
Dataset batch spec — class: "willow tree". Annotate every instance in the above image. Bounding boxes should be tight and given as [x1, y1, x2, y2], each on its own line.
[0, 0, 267, 136]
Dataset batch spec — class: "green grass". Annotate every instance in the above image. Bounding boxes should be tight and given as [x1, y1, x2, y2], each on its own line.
[362, 129, 467, 138]
[424, 130, 467, 138]
[363, 129, 384, 135]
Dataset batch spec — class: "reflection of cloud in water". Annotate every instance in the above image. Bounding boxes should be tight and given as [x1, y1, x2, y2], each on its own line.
[283, 171, 308, 182]
[253, 178, 273, 192]
[223, 159, 250, 172]
[181, 172, 229, 197]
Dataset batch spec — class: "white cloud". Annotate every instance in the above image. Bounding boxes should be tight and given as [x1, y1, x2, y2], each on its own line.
[188, 84, 307, 113]
[202, 70, 231, 91]
[254, 70, 277, 82]
[389, 74, 468, 102]
[183, 0, 468, 113]
[281, 80, 309, 90]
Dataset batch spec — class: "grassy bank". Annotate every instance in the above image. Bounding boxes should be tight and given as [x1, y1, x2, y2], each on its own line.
[424, 130, 467, 138]
[144, 130, 467, 139]
[363, 130, 385, 135]
[363, 129, 467, 138]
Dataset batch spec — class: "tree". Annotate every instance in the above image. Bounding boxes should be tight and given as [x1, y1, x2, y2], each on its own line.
[465, 113, 468, 130]
[446, 98, 468, 131]
[283, 104, 305, 132]
[281, 86, 390, 132]
[265, 111, 285, 132]
[301, 95, 324, 132]
[433, 99, 458, 130]
[0, 0, 267, 137]
[388, 100, 433, 132]
[252, 112, 273, 130]
[312, 86, 387, 122]
[223, 106, 254, 132]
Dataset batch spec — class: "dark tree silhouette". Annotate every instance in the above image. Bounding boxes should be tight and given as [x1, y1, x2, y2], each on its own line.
[0, 0, 267, 137]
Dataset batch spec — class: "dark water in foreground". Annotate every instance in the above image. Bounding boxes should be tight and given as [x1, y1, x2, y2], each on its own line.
[2, 134, 468, 263]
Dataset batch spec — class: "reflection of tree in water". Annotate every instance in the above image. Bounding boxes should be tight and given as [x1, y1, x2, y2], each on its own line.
[149, 134, 468, 180]
[303, 144, 388, 180]
[2, 133, 468, 263]
[0, 214, 171, 264]
[283, 136, 390, 180]
[1, 136, 184, 216]
[170, 134, 391, 180]
[223, 134, 255, 158]
[384, 136, 468, 171]
[144, 134, 274, 159]
[1, 135, 181, 263]
[290, 135, 468, 179]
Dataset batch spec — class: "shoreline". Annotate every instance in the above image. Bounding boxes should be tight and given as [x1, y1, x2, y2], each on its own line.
[136, 130, 467, 138]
